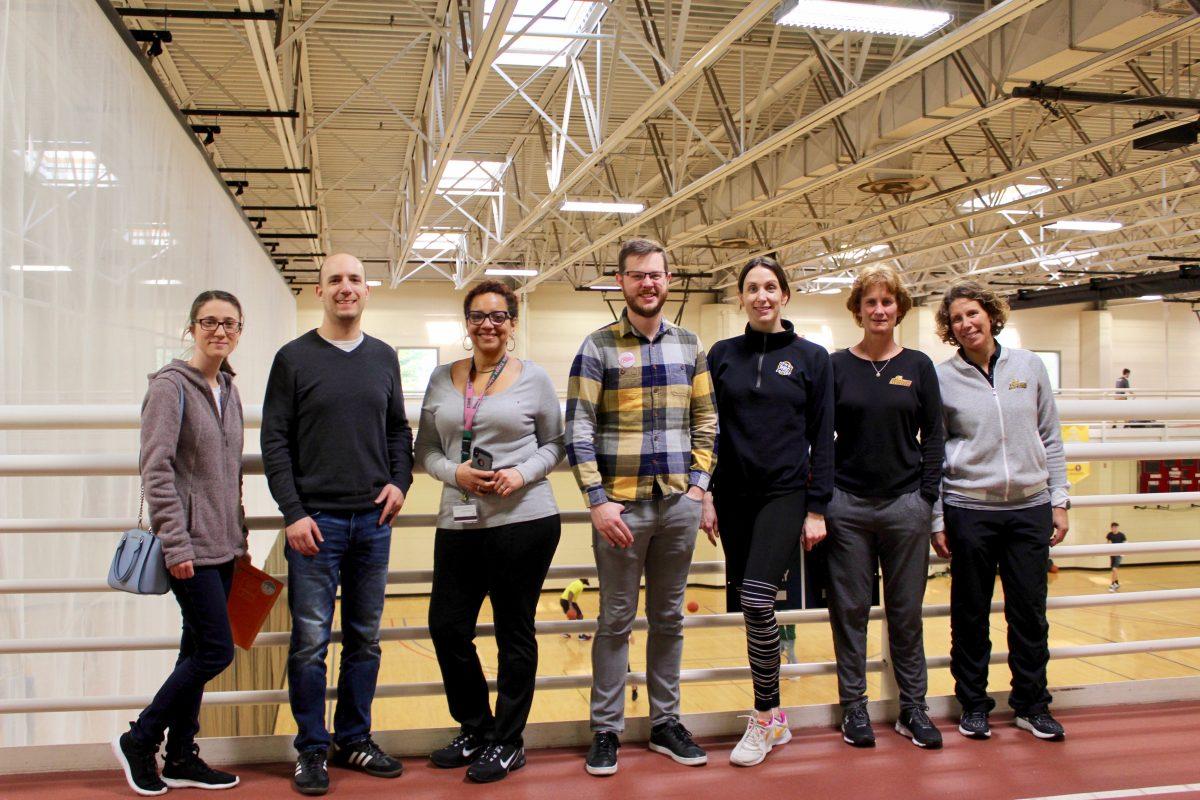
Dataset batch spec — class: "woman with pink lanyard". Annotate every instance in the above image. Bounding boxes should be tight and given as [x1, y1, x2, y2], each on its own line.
[415, 280, 565, 782]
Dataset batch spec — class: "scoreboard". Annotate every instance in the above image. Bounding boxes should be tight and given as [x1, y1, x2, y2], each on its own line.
[1139, 459, 1200, 493]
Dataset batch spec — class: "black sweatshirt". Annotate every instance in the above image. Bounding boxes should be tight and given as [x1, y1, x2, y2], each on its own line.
[706, 320, 834, 513]
[261, 330, 414, 525]
[830, 347, 944, 504]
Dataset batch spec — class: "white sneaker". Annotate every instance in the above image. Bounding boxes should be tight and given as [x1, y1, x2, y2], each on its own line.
[770, 711, 792, 747]
[729, 715, 774, 767]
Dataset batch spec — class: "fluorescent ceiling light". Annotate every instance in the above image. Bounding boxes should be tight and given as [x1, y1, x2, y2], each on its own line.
[485, 268, 539, 276]
[833, 244, 889, 261]
[960, 183, 1051, 210]
[485, 0, 596, 68]
[413, 230, 466, 251]
[561, 200, 646, 214]
[818, 287, 843, 295]
[141, 279, 181, 286]
[814, 275, 856, 285]
[1044, 220, 1123, 232]
[1139, 294, 1163, 301]
[1039, 249, 1098, 268]
[10, 264, 71, 272]
[367, 280, 383, 287]
[437, 160, 507, 196]
[775, 0, 951, 38]
[589, 284, 620, 290]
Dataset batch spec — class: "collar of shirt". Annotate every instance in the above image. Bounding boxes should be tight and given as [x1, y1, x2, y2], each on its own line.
[958, 341, 1002, 384]
[619, 309, 670, 343]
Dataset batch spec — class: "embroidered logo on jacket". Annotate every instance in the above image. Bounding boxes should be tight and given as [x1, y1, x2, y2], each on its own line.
[1009, 379, 1028, 390]
[775, 361, 794, 376]
[889, 375, 912, 387]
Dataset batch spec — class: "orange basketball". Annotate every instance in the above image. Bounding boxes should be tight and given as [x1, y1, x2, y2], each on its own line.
[686, 601, 699, 613]
[567, 608, 580, 620]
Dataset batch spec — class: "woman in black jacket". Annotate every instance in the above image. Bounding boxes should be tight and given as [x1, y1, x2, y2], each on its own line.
[702, 257, 834, 767]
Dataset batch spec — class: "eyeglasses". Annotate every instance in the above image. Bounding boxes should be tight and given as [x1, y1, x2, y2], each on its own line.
[622, 270, 667, 283]
[195, 317, 243, 334]
[466, 310, 513, 326]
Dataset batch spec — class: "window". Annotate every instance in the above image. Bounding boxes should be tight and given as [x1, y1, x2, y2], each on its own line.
[412, 230, 467, 252]
[396, 347, 440, 395]
[1033, 350, 1061, 391]
[436, 160, 506, 197]
[23, 144, 117, 188]
[484, 0, 596, 68]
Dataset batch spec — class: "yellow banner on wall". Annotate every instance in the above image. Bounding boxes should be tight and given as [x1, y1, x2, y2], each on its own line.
[1062, 424, 1090, 485]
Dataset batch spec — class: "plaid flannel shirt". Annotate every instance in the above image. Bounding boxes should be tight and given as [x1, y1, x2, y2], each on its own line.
[565, 312, 717, 507]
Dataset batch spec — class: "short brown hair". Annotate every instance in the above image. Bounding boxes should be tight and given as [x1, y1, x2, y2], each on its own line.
[845, 265, 912, 326]
[936, 279, 1009, 346]
[617, 238, 668, 274]
[737, 256, 790, 298]
[463, 279, 518, 320]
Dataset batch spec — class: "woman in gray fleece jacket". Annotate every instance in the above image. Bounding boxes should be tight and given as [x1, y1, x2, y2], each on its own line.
[113, 291, 248, 796]
[930, 281, 1070, 745]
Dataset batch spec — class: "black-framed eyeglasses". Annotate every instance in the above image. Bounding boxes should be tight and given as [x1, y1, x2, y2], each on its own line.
[466, 310, 513, 326]
[195, 317, 243, 334]
[623, 270, 667, 283]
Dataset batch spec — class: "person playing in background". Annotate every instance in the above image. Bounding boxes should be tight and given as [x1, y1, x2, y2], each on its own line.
[416, 280, 565, 783]
[560, 578, 592, 640]
[778, 625, 797, 666]
[262, 253, 413, 796]
[567, 237, 717, 777]
[114, 291, 248, 796]
[1107, 522, 1127, 592]
[702, 256, 834, 767]
[1116, 368, 1131, 397]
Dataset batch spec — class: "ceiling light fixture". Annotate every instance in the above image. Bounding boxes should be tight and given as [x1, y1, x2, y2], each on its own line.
[588, 284, 621, 291]
[141, 278, 181, 285]
[1139, 294, 1163, 301]
[1044, 220, 1124, 232]
[561, 200, 646, 214]
[774, 0, 951, 38]
[367, 280, 383, 287]
[485, 268, 539, 276]
[10, 264, 72, 272]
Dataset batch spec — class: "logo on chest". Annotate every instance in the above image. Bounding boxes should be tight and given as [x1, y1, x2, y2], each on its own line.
[1009, 379, 1028, 390]
[775, 361, 794, 376]
[618, 351, 637, 369]
[889, 375, 912, 387]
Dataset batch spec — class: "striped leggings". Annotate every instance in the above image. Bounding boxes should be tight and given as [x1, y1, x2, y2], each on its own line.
[715, 490, 807, 712]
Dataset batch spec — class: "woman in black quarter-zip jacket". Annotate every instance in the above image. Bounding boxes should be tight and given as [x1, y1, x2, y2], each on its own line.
[701, 256, 834, 767]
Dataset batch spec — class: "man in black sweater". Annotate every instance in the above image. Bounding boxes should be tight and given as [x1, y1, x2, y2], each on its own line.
[262, 253, 413, 796]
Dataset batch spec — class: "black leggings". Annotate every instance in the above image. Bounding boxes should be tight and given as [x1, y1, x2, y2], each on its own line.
[428, 515, 561, 745]
[715, 491, 806, 711]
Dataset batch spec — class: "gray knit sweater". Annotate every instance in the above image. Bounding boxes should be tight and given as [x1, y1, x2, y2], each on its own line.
[932, 346, 1069, 532]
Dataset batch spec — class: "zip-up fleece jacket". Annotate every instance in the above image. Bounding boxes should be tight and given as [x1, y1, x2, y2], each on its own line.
[706, 320, 834, 512]
[140, 360, 247, 568]
[932, 346, 1069, 532]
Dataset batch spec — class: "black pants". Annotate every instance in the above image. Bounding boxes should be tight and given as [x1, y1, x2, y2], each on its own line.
[428, 515, 560, 745]
[131, 560, 236, 758]
[946, 503, 1053, 715]
[715, 491, 805, 712]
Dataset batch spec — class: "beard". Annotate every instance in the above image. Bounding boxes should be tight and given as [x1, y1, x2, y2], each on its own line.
[623, 286, 668, 319]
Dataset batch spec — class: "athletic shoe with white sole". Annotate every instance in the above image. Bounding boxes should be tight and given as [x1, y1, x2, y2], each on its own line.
[841, 704, 876, 747]
[112, 730, 167, 797]
[466, 743, 525, 783]
[585, 731, 619, 776]
[1015, 712, 1066, 741]
[648, 719, 707, 766]
[729, 716, 774, 767]
[429, 729, 486, 768]
[771, 711, 793, 747]
[330, 737, 403, 778]
[958, 711, 991, 739]
[895, 707, 943, 749]
[161, 744, 239, 789]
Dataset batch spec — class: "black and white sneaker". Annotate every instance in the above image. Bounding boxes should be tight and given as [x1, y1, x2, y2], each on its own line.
[330, 737, 403, 778]
[162, 744, 239, 789]
[841, 704, 876, 747]
[648, 719, 707, 766]
[958, 711, 991, 740]
[1015, 712, 1066, 741]
[429, 729, 486, 768]
[585, 731, 620, 776]
[293, 748, 329, 796]
[895, 708, 943, 749]
[112, 730, 167, 797]
[466, 743, 525, 783]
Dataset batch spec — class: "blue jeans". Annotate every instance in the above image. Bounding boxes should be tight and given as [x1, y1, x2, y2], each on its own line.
[286, 511, 391, 752]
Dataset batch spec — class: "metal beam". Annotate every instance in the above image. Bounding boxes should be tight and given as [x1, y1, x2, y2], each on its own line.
[1012, 83, 1200, 111]
[217, 167, 311, 174]
[117, 7, 276, 21]
[181, 108, 298, 118]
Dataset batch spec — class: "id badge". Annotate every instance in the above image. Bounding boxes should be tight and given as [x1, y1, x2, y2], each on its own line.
[452, 502, 479, 524]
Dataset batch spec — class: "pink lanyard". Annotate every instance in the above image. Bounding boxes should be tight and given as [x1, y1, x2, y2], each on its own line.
[460, 356, 508, 460]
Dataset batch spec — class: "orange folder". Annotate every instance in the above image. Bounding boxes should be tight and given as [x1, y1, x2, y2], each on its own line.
[227, 559, 284, 650]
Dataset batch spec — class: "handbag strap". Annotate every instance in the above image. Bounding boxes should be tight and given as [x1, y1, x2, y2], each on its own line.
[138, 381, 186, 531]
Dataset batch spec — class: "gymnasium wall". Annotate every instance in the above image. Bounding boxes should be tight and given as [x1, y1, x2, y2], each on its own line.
[0, 0, 296, 746]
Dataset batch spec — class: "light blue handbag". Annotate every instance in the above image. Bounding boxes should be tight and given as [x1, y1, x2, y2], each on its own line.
[107, 383, 184, 595]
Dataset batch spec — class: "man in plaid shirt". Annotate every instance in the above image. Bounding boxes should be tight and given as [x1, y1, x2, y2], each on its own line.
[566, 238, 717, 776]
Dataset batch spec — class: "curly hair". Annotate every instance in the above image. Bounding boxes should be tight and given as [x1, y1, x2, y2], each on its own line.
[935, 280, 1009, 346]
[463, 279, 519, 320]
[845, 265, 912, 326]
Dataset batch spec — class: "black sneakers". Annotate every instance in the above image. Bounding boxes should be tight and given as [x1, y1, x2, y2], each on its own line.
[112, 730, 167, 797]
[430, 729, 486, 768]
[958, 710, 991, 739]
[162, 744, 239, 789]
[841, 704, 876, 747]
[648, 719, 707, 766]
[330, 737, 404, 778]
[895, 707, 943, 749]
[585, 731, 620, 776]
[294, 748, 330, 796]
[466, 743, 526, 783]
[1015, 712, 1066, 741]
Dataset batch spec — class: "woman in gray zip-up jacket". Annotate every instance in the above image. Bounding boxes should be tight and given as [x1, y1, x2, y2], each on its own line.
[930, 281, 1070, 744]
[114, 291, 248, 796]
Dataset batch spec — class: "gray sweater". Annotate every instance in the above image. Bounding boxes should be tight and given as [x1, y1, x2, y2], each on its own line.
[140, 360, 247, 567]
[415, 360, 565, 529]
[932, 346, 1069, 532]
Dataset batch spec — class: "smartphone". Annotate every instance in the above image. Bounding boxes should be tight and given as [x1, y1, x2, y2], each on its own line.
[472, 446, 494, 471]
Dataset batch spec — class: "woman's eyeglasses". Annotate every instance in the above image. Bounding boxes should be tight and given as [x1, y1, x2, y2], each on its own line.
[195, 317, 243, 333]
[466, 311, 513, 326]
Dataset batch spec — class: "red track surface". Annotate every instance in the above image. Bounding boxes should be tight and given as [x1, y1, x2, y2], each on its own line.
[10, 702, 1200, 800]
